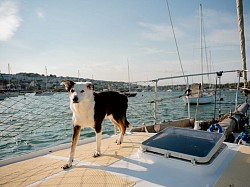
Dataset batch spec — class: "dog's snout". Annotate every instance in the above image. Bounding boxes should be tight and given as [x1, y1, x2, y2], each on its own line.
[73, 96, 78, 103]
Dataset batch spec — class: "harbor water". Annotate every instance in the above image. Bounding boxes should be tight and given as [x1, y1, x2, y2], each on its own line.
[0, 90, 244, 161]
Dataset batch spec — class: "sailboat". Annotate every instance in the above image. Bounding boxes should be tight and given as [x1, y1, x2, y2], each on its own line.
[123, 59, 137, 97]
[182, 83, 213, 104]
[35, 66, 54, 96]
[4, 64, 19, 98]
[182, 4, 213, 105]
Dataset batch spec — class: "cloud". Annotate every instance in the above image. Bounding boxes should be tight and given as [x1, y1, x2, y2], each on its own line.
[207, 29, 239, 46]
[0, 0, 21, 41]
[139, 22, 184, 42]
[199, 9, 237, 47]
[136, 46, 166, 55]
[203, 9, 236, 29]
[36, 9, 45, 19]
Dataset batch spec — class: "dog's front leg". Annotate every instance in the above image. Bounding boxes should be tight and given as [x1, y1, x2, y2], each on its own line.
[93, 131, 102, 157]
[62, 125, 81, 169]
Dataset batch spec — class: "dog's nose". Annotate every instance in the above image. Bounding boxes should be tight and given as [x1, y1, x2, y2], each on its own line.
[73, 96, 78, 103]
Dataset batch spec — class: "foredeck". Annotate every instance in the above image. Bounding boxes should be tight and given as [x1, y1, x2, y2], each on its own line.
[0, 132, 250, 187]
[0, 133, 153, 187]
[215, 145, 250, 187]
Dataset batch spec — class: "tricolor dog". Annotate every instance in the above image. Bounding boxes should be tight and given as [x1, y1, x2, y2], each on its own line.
[61, 80, 131, 169]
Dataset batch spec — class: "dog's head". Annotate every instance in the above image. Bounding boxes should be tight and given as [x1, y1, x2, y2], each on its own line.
[61, 80, 93, 103]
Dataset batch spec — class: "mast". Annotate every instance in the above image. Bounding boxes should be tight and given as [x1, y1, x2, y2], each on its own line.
[200, 4, 204, 88]
[8, 64, 11, 89]
[236, 0, 247, 91]
[45, 66, 48, 90]
[78, 70, 80, 82]
[127, 58, 131, 92]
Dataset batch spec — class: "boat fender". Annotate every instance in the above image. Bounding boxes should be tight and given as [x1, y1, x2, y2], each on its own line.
[235, 132, 250, 144]
[208, 124, 222, 133]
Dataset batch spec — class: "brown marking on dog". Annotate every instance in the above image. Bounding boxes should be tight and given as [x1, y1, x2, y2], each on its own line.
[62, 80, 75, 92]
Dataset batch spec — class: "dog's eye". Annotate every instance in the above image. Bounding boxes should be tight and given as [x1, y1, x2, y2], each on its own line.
[70, 89, 75, 93]
[80, 90, 85, 93]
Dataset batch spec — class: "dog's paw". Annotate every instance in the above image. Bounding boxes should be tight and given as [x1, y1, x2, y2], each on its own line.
[115, 139, 122, 145]
[93, 151, 101, 158]
[62, 160, 73, 169]
[62, 163, 72, 169]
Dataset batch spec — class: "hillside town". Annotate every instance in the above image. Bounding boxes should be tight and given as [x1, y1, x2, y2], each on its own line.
[0, 72, 150, 93]
[0, 72, 245, 94]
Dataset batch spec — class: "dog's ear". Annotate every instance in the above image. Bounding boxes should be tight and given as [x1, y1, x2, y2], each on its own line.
[86, 82, 93, 90]
[61, 80, 75, 92]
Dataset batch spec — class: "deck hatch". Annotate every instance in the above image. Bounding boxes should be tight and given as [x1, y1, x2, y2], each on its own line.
[141, 127, 225, 163]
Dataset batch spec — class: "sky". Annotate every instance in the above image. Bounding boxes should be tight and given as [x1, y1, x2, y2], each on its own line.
[0, 0, 249, 85]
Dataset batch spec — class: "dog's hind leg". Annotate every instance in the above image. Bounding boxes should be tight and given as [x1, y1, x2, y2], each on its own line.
[117, 121, 126, 145]
[62, 125, 81, 169]
[109, 115, 125, 145]
[93, 131, 102, 157]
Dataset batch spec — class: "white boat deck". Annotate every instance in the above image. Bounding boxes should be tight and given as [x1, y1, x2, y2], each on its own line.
[0, 132, 250, 187]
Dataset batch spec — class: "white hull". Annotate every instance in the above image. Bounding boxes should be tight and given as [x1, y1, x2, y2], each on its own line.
[35, 91, 54, 96]
[182, 93, 213, 104]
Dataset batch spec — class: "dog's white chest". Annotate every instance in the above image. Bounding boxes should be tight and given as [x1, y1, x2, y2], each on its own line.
[71, 100, 95, 128]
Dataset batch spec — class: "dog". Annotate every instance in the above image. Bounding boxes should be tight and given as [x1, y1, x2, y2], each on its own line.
[61, 80, 131, 169]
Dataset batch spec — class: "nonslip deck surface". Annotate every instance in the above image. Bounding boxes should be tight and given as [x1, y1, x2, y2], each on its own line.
[0, 133, 153, 187]
[215, 145, 250, 187]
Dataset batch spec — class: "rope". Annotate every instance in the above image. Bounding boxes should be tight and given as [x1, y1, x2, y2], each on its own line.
[165, 0, 186, 84]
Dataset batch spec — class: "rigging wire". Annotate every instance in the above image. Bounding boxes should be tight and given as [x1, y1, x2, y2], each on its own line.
[0, 94, 70, 137]
[201, 8, 211, 85]
[200, 4, 204, 86]
[165, 0, 187, 84]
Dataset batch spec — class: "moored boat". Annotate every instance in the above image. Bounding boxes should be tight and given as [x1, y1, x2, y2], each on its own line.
[35, 66, 54, 96]
[35, 91, 54, 96]
[182, 91, 213, 104]
[123, 91, 137, 97]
